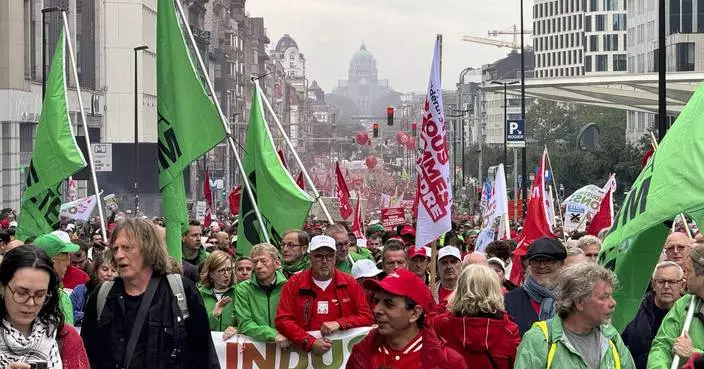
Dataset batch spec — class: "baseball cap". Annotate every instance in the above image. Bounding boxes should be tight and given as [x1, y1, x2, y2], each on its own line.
[309, 235, 336, 252]
[65, 223, 76, 232]
[368, 223, 385, 232]
[356, 238, 368, 248]
[438, 246, 462, 261]
[408, 246, 431, 259]
[34, 233, 79, 258]
[400, 225, 416, 237]
[351, 259, 382, 279]
[526, 237, 567, 261]
[487, 257, 506, 272]
[364, 268, 432, 312]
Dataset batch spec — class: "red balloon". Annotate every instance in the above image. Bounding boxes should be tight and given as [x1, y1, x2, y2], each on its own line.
[365, 155, 377, 169]
[356, 131, 369, 145]
[398, 133, 410, 145]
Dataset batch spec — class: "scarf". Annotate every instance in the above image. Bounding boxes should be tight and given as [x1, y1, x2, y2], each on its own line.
[0, 319, 62, 369]
[523, 277, 557, 320]
[282, 255, 310, 276]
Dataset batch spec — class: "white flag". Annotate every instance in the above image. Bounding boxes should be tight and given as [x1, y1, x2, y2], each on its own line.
[60, 194, 98, 221]
[476, 164, 509, 251]
[414, 37, 452, 247]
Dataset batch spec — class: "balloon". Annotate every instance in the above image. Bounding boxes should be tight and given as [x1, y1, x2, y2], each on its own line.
[356, 131, 369, 145]
[398, 133, 410, 145]
[406, 137, 416, 149]
[365, 155, 377, 169]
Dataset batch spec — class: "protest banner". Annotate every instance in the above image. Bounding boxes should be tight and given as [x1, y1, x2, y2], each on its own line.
[212, 327, 371, 369]
[562, 184, 605, 232]
[103, 193, 118, 211]
[381, 207, 406, 231]
[195, 201, 207, 222]
[60, 194, 98, 221]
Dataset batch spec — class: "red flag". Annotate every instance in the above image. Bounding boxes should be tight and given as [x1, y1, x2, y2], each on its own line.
[336, 162, 353, 219]
[278, 149, 287, 169]
[203, 169, 213, 228]
[509, 148, 557, 285]
[296, 172, 305, 190]
[641, 147, 654, 169]
[228, 186, 241, 215]
[351, 196, 364, 239]
[587, 175, 616, 236]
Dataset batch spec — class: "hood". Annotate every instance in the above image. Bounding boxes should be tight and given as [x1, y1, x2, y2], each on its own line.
[438, 313, 515, 352]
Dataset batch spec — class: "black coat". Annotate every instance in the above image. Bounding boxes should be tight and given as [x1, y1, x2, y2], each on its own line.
[621, 292, 669, 369]
[80, 275, 220, 369]
[504, 287, 539, 336]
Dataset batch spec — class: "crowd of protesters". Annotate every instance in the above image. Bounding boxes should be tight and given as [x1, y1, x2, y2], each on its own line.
[0, 206, 704, 369]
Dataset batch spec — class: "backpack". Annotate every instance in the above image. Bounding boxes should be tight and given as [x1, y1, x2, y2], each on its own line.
[532, 320, 621, 369]
[96, 274, 190, 320]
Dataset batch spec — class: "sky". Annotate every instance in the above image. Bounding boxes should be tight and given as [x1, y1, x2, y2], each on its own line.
[247, 0, 534, 93]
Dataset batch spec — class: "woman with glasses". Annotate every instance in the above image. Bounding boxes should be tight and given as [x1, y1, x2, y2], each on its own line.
[69, 250, 116, 326]
[199, 250, 238, 339]
[0, 245, 89, 369]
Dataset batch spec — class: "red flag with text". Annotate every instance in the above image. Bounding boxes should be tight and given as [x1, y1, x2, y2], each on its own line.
[351, 196, 364, 239]
[587, 174, 616, 236]
[336, 162, 353, 219]
[203, 169, 213, 228]
[509, 147, 557, 285]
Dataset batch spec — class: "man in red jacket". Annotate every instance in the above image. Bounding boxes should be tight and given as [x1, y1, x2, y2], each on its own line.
[347, 268, 467, 369]
[275, 235, 374, 355]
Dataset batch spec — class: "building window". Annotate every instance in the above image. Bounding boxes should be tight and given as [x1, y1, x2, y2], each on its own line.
[683, 0, 693, 33]
[604, 34, 618, 51]
[698, 0, 704, 32]
[596, 14, 606, 31]
[590, 0, 598, 11]
[603, 0, 618, 10]
[613, 14, 626, 30]
[613, 54, 627, 71]
[677, 42, 695, 71]
[596, 54, 608, 71]
[585, 55, 592, 71]
[671, 0, 681, 33]
[585, 15, 592, 31]
[590, 35, 598, 51]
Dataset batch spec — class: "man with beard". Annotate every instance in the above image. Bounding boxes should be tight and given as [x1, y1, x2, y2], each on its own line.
[515, 263, 635, 368]
[505, 237, 566, 335]
[622, 261, 684, 369]
[432, 246, 462, 308]
[280, 229, 310, 278]
[275, 235, 374, 354]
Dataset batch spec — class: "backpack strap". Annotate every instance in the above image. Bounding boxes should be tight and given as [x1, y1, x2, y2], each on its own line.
[96, 280, 115, 320]
[608, 339, 621, 369]
[166, 274, 190, 320]
[532, 320, 557, 369]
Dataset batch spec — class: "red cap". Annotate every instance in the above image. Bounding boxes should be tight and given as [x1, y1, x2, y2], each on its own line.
[407, 246, 428, 259]
[400, 225, 416, 237]
[364, 268, 431, 312]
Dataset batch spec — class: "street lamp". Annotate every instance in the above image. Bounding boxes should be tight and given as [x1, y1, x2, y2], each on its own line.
[133, 45, 149, 215]
[491, 80, 519, 165]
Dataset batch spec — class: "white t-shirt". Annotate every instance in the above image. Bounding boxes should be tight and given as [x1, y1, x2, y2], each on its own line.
[313, 278, 332, 291]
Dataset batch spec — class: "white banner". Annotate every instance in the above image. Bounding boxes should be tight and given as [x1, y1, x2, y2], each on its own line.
[476, 164, 509, 251]
[213, 327, 372, 369]
[562, 184, 605, 232]
[60, 194, 98, 221]
[415, 37, 452, 247]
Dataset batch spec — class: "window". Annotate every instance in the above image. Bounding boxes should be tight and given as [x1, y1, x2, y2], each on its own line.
[638, 24, 645, 43]
[590, 35, 598, 51]
[596, 14, 606, 31]
[585, 55, 592, 71]
[683, 0, 693, 33]
[613, 54, 627, 71]
[698, 0, 704, 32]
[671, 0, 681, 33]
[590, 0, 598, 11]
[596, 54, 608, 71]
[613, 14, 626, 30]
[585, 15, 592, 31]
[676, 42, 695, 71]
[603, 0, 618, 10]
[604, 34, 618, 51]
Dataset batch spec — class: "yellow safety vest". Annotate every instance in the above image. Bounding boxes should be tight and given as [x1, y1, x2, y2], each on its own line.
[533, 320, 621, 369]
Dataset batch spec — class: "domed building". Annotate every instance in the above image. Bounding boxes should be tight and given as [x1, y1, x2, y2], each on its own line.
[271, 34, 305, 79]
[332, 44, 398, 116]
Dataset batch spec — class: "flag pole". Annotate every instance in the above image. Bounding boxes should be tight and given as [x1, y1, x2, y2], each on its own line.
[173, 0, 270, 243]
[544, 147, 566, 241]
[256, 80, 335, 224]
[61, 12, 107, 241]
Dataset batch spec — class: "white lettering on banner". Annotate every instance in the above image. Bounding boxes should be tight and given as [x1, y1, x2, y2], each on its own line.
[213, 327, 372, 369]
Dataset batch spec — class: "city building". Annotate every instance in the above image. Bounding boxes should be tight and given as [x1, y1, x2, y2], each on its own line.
[271, 34, 308, 152]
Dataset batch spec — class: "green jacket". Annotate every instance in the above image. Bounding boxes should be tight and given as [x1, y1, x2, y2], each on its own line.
[647, 294, 704, 369]
[234, 270, 287, 341]
[199, 284, 237, 331]
[60, 289, 74, 326]
[282, 255, 310, 278]
[336, 251, 367, 274]
[515, 315, 636, 369]
[355, 247, 374, 261]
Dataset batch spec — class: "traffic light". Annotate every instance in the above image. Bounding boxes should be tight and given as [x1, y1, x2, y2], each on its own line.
[373, 122, 379, 137]
[387, 107, 394, 126]
[411, 121, 417, 136]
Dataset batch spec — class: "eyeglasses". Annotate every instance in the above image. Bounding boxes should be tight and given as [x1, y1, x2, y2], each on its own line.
[214, 267, 234, 275]
[311, 253, 335, 262]
[654, 279, 681, 287]
[6, 285, 52, 305]
[282, 242, 301, 249]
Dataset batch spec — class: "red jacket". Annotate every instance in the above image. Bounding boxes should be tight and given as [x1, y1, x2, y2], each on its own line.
[63, 266, 89, 290]
[59, 324, 90, 369]
[346, 326, 467, 369]
[431, 311, 520, 369]
[275, 269, 374, 351]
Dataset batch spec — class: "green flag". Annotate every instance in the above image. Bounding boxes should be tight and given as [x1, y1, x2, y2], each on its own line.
[236, 83, 314, 256]
[599, 83, 704, 332]
[157, 0, 226, 260]
[16, 30, 87, 241]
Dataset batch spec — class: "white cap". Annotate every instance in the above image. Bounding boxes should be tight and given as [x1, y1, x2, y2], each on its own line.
[51, 230, 72, 243]
[65, 224, 76, 232]
[356, 238, 367, 248]
[351, 259, 382, 279]
[9, 221, 17, 228]
[438, 246, 461, 261]
[487, 257, 506, 272]
[309, 235, 336, 252]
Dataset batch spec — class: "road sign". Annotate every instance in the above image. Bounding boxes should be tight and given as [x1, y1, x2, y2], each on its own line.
[91, 143, 112, 172]
[506, 119, 526, 148]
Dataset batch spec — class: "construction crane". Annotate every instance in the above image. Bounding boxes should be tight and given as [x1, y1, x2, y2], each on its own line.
[463, 25, 533, 52]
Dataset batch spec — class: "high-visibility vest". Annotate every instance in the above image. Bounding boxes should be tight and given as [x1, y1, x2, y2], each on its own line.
[532, 320, 621, 369]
